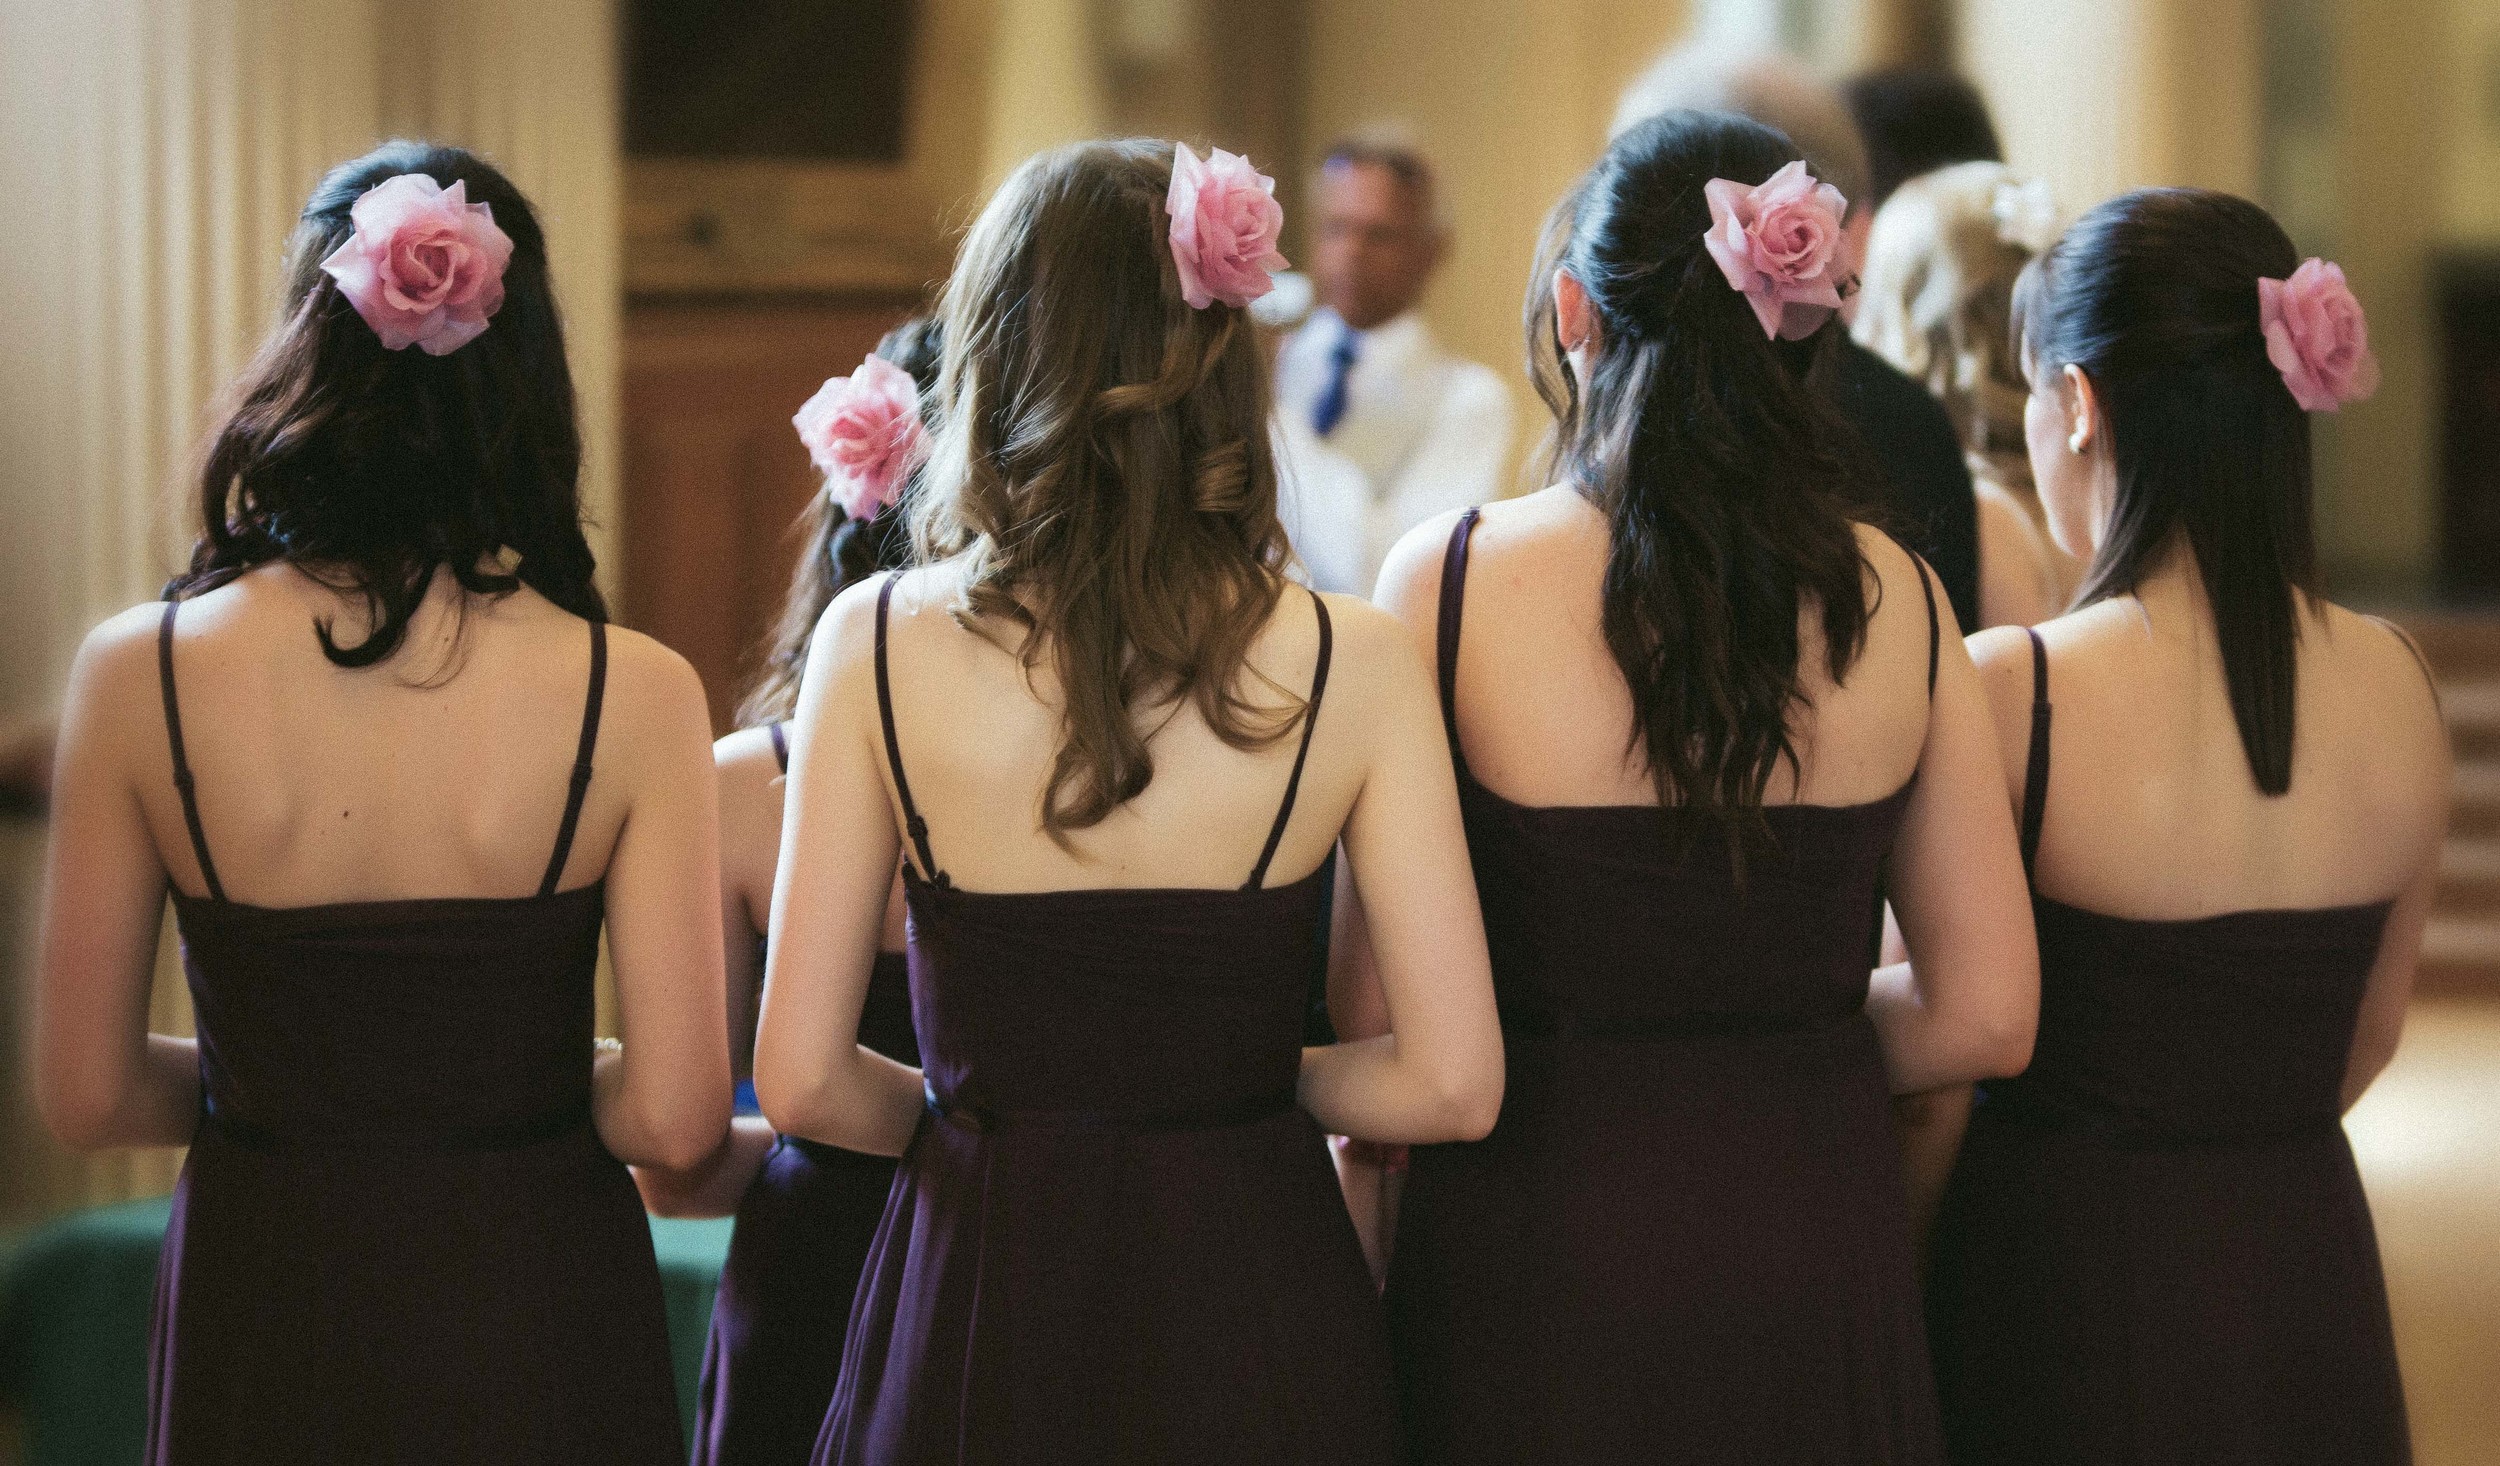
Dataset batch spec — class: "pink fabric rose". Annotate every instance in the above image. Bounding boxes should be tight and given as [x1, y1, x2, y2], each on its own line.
[319, 174, 514, 356]
[2258, 258, 2379, 413]
[1701, 160, 1851, 340]
[793, 354, 926, 521]
[1165, 143, 1289, 311]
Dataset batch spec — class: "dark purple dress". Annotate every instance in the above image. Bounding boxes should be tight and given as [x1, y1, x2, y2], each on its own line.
[1925, 629, 2410, 1464]
[1387, 512, 1945, 1463]
[146, 605, 683, 1464]
[695, 725, 923, 1466]
[813, 578, 1399, 1465]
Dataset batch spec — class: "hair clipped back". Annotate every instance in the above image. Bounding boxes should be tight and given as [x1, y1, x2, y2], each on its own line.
[740, 315, 939, 728]
[1529, 109, 1878, 853]
[170, 140, 600, 663]
[1855, 161, 2041, 489]
[914, 140, 1297, 840]
[2014, 187, 2318, 795]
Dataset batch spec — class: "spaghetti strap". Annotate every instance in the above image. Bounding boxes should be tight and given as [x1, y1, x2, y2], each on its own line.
[875, 575, 944, 886]
[2018, 627, 2051, 875]
[768, 721, 790, 774]
[158, 601, 227, 902]
[1245, 590, 1334, 891]
[1435, 510, 1481, 760]
[1912, 552, 1940, 699]
[538, 619, 608, 898]
[2367, 615, 2442, 716]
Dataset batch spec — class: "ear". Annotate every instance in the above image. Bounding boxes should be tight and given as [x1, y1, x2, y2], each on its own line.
[1555, 270, 1599, 354]
[2061, 363, 2102, 455]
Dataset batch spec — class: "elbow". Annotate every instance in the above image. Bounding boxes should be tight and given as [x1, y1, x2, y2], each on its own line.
[648, 1108, 729, 1175]
[1971, 1006, 2037, 1082]
[1429, 1056, 1506, 1144]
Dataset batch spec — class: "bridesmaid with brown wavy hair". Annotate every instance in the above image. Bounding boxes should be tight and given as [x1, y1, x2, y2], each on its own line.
[755, 139, 1503, 1464]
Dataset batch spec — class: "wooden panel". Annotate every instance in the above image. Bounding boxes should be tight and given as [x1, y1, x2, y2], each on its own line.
[621, 297, 919, 729]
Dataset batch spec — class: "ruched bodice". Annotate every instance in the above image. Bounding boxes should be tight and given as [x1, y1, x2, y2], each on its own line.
[1460, 783, 1906, 1035]
[1980, 895, 2390, 1147]
[175, 887, 606, 1151]
[904, 871, 1321, 1126]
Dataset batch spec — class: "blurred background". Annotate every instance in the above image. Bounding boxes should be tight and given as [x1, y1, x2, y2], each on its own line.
[0, 0, 2494, 1460]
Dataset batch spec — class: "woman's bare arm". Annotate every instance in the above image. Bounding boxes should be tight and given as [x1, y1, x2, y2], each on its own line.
[752, 584, 926, 1156]
[35, 607, 202, 1150]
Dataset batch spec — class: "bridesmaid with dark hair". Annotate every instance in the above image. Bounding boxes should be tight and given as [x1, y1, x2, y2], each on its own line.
[757, 138, 1504, 1463]
[1348, 109, 2039, 1462]
[33, 142, 727, 1463]
[1929, 189, 2441, 1464]
[638, 316, 940, 1466]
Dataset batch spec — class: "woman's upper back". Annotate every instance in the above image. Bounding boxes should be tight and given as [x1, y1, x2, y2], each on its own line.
[1375, 491, 1942, 1028]
[1399, 489, 1938, 814]
[1974, 581, 2446, 922]
[850, 564, 1412, 898]
[111, 564, 694, 909]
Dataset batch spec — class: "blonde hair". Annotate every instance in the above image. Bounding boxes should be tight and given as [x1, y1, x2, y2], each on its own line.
[913, 139, 1298, 840]
[1853, 161, 2051, 490]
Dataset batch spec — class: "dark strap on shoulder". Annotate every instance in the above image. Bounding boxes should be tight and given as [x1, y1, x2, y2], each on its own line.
[768, 721, 789, 774]
[1247, 590, 1334, 891]
[158, 602, 226, 902]
[538, 620, 608, 897]
[2018, 627, 2051, 875]
[1912, 551, 1940, 699]
[1435, 510, 1481, 757]
[875, 575, 943, 884]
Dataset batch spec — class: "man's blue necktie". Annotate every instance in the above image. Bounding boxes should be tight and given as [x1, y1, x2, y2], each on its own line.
[1310, 326, 1359, 438]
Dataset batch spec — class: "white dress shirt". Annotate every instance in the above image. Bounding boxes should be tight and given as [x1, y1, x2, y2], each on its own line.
[1273, 309, 1514, 595]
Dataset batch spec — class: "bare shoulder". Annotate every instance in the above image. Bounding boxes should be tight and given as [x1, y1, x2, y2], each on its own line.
[1374, 506, 1473, 617]
[62, 602, 176, 753]
[2316, 601, 2449, 763]
[71, 601, 173, 686]
[1315, 590, 1428, 678]
[714, 724, 785, 791]
[599, 623, 710, 722]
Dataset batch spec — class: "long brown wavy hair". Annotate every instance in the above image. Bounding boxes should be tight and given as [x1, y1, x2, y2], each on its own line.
[913, 139, 1299, 841]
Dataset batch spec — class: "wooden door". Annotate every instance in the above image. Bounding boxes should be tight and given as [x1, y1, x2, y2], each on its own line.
[620, 296, 920, 728]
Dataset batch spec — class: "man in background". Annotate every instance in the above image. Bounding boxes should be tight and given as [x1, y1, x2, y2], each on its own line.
[1275, 132, 1513, 596]
[1613, 49, 1983, 632]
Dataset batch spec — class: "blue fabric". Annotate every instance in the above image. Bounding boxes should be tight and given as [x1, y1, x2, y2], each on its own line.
[1310, 326, 1360, 438]
[0, 1196, 733, 1465]
[733, 1076, 761, 1116]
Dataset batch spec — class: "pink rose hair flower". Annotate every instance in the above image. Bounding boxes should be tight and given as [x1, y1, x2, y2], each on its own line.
[2258, 258, 2379, 413]
[319, 173, 514, 356]
[793, 355, 927, 521]
[1166, 143, 1289, 311]
[1701, 160, 1851, 341]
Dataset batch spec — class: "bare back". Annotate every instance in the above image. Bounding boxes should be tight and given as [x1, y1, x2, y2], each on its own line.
[1412, 487, 1938, 812]
[136, 565, 670, 906]
[866, 565, 1383, 893]
[1974, 577, 2448, 921]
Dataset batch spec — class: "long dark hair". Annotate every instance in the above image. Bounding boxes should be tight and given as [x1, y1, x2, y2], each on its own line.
[738, 316, 939, 727]
[168, 141, 601, 664]
[916, 140, 1297, 842]
[2014, 188, 2316, 795]
[1527, 110, 1877, 846]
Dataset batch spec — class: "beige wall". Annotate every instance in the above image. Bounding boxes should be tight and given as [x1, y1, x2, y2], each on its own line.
[1302, 0, 1693, 494]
